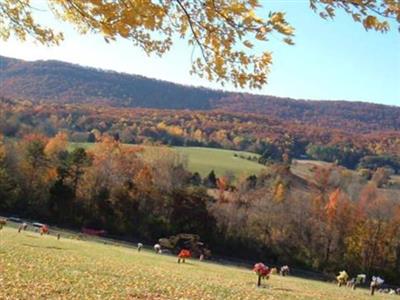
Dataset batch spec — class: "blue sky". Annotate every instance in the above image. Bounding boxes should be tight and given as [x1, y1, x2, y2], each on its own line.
[0, 1, 399, 106]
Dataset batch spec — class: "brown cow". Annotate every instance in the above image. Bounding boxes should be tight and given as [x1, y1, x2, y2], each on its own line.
[40, 225, 49, 235]
[0, 219, 6, 230]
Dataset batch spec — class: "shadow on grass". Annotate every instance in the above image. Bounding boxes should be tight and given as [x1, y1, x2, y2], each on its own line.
[22, 243, 69, 251]
[25, 234, 39, 238]
[255, 285, 270, 289]
[272, 287, 295, 292]
[178, 262, 197, 267]
[244, 281, 271, 289]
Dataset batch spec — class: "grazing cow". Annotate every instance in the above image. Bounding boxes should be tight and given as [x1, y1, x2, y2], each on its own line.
[137, 243, 143, 252]
[348, 274, 366, 290]
[18, 222, 28, 233]
[0, 219, 6, 230]
[280, 265, 290, 276]
[336, 270, 349, 287]
[154, 243, 161, 253]
[177, 249, 191, 263]
[40, 225, 49, 235]
[370, 276, 384, 296]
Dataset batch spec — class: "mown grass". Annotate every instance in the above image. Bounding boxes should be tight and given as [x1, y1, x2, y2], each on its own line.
[0, 226, 395, 300]
[69, 142, 265, 178]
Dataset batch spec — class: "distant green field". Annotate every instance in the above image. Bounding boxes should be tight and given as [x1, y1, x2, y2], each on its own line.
[0, 226, 394, 300]
[174, 147, 264, 177]
[69, 143, 265, 178]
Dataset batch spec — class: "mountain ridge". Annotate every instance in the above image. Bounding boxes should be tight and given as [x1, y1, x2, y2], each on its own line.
[1, 55, 399, 131]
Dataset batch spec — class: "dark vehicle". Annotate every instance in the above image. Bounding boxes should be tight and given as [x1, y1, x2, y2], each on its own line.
[159, 233, 211, 258]
[7, 217, 23, 223]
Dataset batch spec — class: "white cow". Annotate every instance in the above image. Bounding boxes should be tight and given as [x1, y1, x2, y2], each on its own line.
[154, 243, 161, 254]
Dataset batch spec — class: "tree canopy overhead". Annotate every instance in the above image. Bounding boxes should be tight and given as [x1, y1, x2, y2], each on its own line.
[0, 0, 398, 89]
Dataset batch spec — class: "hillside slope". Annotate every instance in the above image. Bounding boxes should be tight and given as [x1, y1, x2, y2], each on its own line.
[1, 55, 399, 132]
[0, 55, 223, 110]
[1, 226, 395, 300]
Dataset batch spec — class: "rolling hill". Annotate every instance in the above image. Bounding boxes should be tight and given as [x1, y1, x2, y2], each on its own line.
[1, 55, 399, 132]
[0, 55, 222, 110]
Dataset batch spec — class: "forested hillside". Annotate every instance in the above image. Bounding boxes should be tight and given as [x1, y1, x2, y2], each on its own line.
[1, 98, 399, 175]
[0, 56, 223, 110]
[1, 56, 399, 132]
[212, 95, 400, 132]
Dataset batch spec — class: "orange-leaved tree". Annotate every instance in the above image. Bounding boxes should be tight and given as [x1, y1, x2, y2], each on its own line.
[1, 0, 398, 88]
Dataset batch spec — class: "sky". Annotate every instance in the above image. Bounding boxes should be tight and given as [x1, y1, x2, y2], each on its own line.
[0, 1, 399, 106]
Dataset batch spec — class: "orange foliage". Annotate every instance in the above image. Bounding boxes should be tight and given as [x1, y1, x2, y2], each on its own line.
[45, 132, 68, 157]
[357, 183, 378, 218]
[134, 166, 153, 191]
[325, 188, 340, 223]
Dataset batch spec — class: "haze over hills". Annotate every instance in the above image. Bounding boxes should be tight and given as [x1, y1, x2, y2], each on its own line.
[1, 55, 399, 131]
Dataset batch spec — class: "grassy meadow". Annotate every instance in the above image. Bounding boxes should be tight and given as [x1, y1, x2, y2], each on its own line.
[0, 226, 396, 300]
[173, 146, 264, 177]
[69, 142, 265, 177]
